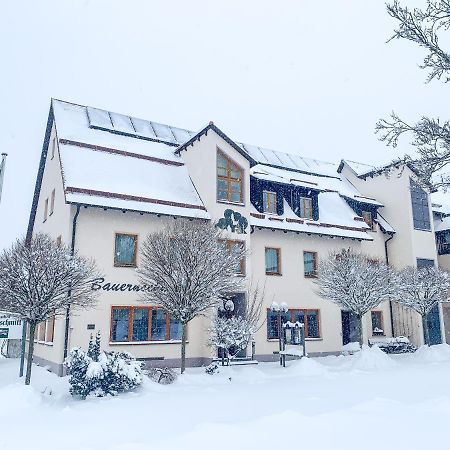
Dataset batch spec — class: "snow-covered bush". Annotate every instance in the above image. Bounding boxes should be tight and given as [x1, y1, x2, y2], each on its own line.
[205, 363, 219, 375]
[147, 367, 177, 384]
[65, 333, 143, 399]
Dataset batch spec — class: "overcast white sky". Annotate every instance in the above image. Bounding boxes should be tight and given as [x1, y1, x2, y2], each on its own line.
[0, 0, 448, 250]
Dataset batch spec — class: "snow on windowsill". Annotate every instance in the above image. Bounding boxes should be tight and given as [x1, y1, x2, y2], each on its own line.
[217, 200, 245, 207]
[109, 340, 183, 345]
[267, 338, 323, 342]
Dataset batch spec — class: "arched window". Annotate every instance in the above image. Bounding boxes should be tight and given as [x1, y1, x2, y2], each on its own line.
[217, 150, 244, 203]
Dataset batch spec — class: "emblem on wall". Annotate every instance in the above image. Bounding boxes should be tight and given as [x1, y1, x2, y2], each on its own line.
[217, 209, 248, 234]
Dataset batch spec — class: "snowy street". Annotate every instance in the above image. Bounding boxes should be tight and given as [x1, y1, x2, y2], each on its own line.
[1, 346, 449, 450]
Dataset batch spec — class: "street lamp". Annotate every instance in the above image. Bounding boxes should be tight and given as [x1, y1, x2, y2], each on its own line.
[270, 301, 288, 365]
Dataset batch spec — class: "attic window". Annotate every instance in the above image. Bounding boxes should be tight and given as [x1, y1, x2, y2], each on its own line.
[299, 197, 313, 220]
[217, 150, 244, 204]
[362, 211, 375, 231]
[263, 191, 277, 214]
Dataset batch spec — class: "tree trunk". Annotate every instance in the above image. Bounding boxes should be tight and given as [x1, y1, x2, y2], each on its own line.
[358, 314, 364, 348]
[181, 322, 187, 374]
[422, 313, 430, 346]
[25, 322, 36, 385]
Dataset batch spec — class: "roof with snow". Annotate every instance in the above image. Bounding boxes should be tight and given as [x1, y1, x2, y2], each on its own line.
[249, 195, 373, 241]
[435, 216, 450, 232]
[340, 160, 376, 177]
[49, 99, 390, 239]
[52, 100, 209, 219]
[250, 164, 383, 207]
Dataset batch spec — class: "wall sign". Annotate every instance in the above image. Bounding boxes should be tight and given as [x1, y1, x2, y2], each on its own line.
[0, 314, 23, 339]
[217, 209, 248, 234]
[91, 277, 150, 293]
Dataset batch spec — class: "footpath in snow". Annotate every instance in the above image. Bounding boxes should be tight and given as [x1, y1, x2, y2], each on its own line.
[1, 345, 450, 450]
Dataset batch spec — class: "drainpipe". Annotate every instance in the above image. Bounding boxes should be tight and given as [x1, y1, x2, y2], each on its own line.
[63, 205, 81, 360]
[384, 233, 395, 337]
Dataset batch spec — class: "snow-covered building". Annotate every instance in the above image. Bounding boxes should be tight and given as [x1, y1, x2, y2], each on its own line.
[27, 99, 449, 374]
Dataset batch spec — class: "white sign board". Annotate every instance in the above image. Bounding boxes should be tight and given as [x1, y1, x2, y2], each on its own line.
[0, 313, 23, 339]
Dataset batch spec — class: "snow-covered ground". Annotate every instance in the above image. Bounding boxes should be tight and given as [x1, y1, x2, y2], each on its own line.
[1, 346, 450, 450]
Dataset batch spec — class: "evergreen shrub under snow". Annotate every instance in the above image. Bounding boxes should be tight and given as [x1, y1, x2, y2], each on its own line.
[65, 333, 143, 399]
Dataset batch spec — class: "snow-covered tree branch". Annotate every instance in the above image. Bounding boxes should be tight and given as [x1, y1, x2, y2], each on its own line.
[387, 0, 450, 83]
[0, 233, 102, 384]
[137, 219, 245, 373]
[395, 266, 450, 345]
[375, 114, 450, 190]
[315, 249, 397, 346]
[376, 1, 450, 190]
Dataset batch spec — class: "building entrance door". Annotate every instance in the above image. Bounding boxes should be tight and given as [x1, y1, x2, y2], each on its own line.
[427, 304, 442, 345]
[341, 311, 360, 345]
[442, 305, 450, 344]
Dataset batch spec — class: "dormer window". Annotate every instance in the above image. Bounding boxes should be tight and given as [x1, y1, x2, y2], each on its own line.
[217, 150, 244, 204]
[299, 197, 313, 219]
[362, 211, 375, 231]
[263, 191, 277, 214]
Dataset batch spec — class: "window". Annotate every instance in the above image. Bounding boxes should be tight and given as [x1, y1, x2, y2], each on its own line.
[217, 150, 244, 203]
[114, 234, 137, 267]
[410, 179, 431, 231]
[362, 211, 375, 231]
[46, 317, 55, 343]
[267, 308, 320, 339]
[265, 248, 281, 275]
[43, 198, 48, 222]
[110, 306, 182, 342]
[303, 251, 318, 277]
[371, 311, 384, 335]
[222, 240, 246, 275]
[50, 189, 55, 216]
[299, 197, 313, 219]
[263, 191, 277, 214]
[417, 258, 435, 269]
[38, 322, 46, 342]
[437, 231, 450, 255]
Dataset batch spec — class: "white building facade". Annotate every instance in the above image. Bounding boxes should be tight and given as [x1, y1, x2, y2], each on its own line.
[27, 99, 450, 375]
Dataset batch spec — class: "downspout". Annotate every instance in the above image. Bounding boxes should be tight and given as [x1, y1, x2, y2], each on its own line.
[384, 233, 395, 337]
[63, 205, 81, 361]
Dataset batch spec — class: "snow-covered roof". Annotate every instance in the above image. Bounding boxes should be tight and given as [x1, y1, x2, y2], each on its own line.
[53, 100, 209, 219]
[51, 99, 381, 229]
[250, 164, 383, 207]
[376, 214, 396, 234]
[435, 215, 450, 232]
[240, 143, 338, 177]
[342, 160, 376, 177]
[431, 190, 450, 216]
[250, 195, 373, 241]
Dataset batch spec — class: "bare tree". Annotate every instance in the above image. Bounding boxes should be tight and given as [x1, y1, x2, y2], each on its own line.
[0, 234, 101, 384]
[376, 1, 450, 190]
[395, 266, 450, 345]
[387, 0, 450, 83]
[137, 220, 245, 373]
[315, 250, 397, 346]
[209, 282, 266, 364]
